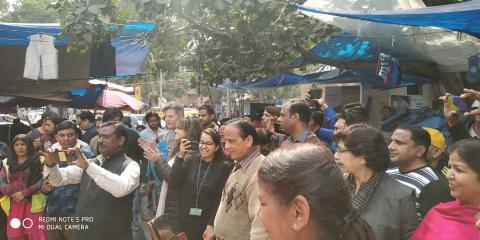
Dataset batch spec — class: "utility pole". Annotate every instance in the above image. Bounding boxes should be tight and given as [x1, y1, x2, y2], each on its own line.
[159, 69, 163, 108]
[226, 88, 231, 118]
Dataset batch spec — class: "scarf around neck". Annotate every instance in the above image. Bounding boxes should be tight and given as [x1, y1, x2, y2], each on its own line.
[7, 153, 43, 187]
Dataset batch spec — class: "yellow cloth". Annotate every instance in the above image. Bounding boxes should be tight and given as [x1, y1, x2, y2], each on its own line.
[31, 192, 46, 213]
[0, 195, 10, 216]
[0, 192, 46, 216]
[423, 127, 446, 151]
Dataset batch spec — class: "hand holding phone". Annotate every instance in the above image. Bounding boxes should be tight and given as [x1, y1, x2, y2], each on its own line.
[447, 95, 470, 113]
[179, 139, 190, 158]
[56, 149, 73, 163]
[307, 89, 322, 100]
[188, 141, 199, 151]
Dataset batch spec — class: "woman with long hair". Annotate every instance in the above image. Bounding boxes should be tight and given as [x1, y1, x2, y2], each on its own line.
[169, 128, 232, 240]
[143, 118, 206, 233]
[411, 138, 480, 240]
[257, 144, 376, 240]
[0, 134, 47, 240]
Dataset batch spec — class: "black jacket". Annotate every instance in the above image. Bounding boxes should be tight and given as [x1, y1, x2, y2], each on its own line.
[169, 152, 233, 239]
[352, 172, 419, 240]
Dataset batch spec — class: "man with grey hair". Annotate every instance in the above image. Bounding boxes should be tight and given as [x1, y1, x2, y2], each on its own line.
[160, 102, 184, 154]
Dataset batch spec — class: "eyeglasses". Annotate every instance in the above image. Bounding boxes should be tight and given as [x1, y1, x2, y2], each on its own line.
[199, 141, 215, 147]
[336, 147, 350, 153]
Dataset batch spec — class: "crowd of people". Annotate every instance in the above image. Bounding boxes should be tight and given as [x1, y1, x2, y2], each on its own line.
[0, 85, 479, 240]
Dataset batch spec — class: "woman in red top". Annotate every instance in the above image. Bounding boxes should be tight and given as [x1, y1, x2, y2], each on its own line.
[0, 134, 47, 240]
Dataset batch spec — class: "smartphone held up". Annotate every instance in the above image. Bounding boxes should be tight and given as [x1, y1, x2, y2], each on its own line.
[447, 96, 470, 113]
[181, 139, 199, 152]
[307, 88, 322, 100]
[56, 149, 73, 163]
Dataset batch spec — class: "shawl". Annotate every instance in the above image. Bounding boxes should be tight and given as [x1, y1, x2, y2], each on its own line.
[6, 153, 43, 187]
[411, 199, 480, 240]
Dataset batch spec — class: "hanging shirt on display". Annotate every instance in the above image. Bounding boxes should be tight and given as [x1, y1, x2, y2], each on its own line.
[90, 38, 116, 78]
[23, 34, 59, 80]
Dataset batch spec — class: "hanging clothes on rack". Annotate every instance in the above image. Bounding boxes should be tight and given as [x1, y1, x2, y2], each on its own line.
[23, 34, 59, 80]
[90, 37, 116, 78]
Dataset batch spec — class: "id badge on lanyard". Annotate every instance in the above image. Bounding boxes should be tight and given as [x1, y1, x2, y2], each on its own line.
[190, 160, 212, 216]
[189, 208, 203, 216]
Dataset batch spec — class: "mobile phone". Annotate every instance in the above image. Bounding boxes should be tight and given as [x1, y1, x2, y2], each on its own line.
[188, 141, 199, 151]
[447, 96, 470, 112]
[56, 150, 72, 163]
[307, 89, 322, 99]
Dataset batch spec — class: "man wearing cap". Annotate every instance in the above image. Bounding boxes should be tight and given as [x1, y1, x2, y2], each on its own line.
[423, 128, 448, 176]
[422, 127, 454, 210]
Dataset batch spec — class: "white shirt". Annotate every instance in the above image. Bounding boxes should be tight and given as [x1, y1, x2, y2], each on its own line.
[156, 156, 175, 218]
[469, 124, 480, 138]
[43, 153, 140, 198]
[50, 139, 90, 150]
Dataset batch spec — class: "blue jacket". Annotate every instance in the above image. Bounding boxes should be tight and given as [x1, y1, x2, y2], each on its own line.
[314, 106, 336, 152]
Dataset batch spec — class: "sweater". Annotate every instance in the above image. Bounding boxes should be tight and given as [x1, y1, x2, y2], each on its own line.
[213, 150, 269, 240]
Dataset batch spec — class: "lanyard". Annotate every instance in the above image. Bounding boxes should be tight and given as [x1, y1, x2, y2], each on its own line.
[195, 160, 212, 208]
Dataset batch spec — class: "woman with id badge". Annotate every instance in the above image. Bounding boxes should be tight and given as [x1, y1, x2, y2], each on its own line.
[169, 128, 233, 240]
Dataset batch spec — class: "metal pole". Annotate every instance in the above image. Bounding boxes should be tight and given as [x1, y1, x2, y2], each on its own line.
[226, 88, 231, 118]
[159, 69, 163, 108]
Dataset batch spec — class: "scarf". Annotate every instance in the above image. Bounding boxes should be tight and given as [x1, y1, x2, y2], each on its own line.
[348, 172, 382, 216]
[7, 153, 43, 187]
[411, 200, 480, 240]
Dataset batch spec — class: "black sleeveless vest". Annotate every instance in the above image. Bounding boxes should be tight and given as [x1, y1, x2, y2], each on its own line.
[72, 152, 136, 240]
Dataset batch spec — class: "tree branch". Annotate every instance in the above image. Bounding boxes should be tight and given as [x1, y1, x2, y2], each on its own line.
[177, 10, 231, 40]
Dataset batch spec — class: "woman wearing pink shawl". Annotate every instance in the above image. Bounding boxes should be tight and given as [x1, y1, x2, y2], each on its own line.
[411, 138, 480, 240]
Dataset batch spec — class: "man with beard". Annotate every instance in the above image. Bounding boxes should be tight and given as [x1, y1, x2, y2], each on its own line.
[198, 105, 218, 130]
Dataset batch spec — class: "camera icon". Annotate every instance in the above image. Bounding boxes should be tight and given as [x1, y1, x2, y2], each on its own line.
[9, 218, 33, 229]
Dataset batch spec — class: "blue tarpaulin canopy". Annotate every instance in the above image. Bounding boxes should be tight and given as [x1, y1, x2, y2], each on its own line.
[299, 34, 377, 63]
[219, 31, 435, 90]
[112, 22, 155, 76]
[296, 1, 480, 37]
[218, 68, 434, 90]
[0, 23, 67, 45]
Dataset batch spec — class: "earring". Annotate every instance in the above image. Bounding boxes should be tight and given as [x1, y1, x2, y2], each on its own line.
[293, 225, 299, 231]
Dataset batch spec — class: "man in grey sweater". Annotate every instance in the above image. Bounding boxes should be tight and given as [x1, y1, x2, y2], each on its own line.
[213, 120, 269, 240]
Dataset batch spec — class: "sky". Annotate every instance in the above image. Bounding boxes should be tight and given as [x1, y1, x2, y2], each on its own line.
[6, 0, 16, 11]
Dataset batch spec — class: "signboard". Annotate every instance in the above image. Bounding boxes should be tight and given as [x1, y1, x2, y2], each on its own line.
[134, 86, 141, 100]
[410, 95, 426, 109]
